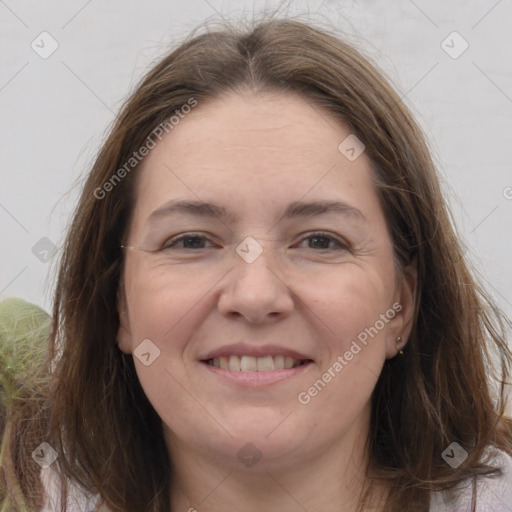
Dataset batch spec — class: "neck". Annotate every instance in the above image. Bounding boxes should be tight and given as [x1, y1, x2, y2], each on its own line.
[166, 408, 389, 512]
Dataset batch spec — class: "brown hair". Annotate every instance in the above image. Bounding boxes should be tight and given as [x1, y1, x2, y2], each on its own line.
[3, 17, 511, 512]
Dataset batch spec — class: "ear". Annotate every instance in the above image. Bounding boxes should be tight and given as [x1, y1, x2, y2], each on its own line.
[116, 285, 133, 355]
[385, 263, 417, 359]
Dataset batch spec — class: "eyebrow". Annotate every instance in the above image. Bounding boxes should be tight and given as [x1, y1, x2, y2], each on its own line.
[146, 199, 366, 224]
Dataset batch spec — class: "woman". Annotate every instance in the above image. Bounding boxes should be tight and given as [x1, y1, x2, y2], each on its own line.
[3, 17, 512, 512]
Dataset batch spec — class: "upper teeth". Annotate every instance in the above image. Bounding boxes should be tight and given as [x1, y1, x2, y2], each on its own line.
[207, 355, 303, 371]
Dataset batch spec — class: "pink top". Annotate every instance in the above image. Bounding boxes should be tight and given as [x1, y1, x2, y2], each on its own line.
[429, 448, 512, 511]
[40, 448, 512, 511]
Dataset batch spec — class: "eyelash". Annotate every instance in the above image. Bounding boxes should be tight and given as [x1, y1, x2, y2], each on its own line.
[161, 232, 349, 252]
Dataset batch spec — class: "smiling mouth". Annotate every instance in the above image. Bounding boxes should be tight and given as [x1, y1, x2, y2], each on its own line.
[203, 355, 312, 371]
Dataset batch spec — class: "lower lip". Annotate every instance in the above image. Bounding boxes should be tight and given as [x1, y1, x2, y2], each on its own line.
[200, 361, 313, 386]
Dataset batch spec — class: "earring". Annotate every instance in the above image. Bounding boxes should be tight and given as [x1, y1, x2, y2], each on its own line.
[396, 336, 404, 355]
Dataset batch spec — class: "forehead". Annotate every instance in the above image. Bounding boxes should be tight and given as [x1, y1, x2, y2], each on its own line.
[131, 90, 380, 227]
[150, 90, 347, 168]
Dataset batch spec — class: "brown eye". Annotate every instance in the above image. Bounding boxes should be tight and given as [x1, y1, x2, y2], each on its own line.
[162, 233, 215, 250]
[296, 232, 349, 251]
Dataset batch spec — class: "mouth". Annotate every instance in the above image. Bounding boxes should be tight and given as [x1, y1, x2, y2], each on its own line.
[203, 355, 313, 371]
[200, 354, 314, 387]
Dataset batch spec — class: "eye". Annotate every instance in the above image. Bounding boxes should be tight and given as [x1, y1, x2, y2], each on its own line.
[158, 231, 349, 252]
[295, 232, 349, 251]
[161, 233, 216, 250]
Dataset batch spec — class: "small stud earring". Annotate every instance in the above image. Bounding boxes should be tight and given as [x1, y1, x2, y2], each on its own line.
[396, 336, 404, 355]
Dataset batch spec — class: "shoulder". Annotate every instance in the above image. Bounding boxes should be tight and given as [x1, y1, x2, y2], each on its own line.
[40, 465, 104, 511]
[429, 447, 512, 511]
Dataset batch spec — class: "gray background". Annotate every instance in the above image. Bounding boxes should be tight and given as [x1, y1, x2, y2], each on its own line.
[1, 1, 511, 411]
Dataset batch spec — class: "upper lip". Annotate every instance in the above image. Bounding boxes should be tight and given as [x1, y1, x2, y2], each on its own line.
[200, 342, 313, 361]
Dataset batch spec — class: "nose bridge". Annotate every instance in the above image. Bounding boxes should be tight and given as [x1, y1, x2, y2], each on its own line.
[235, 235, 270, 265]
[217, 235, 294, 322]
[233, 235, 281, 288]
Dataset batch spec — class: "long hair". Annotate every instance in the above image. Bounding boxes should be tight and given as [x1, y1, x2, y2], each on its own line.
[4, 18, 511, 512]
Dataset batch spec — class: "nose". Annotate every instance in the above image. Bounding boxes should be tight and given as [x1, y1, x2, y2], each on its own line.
[217, 243, 295, 324]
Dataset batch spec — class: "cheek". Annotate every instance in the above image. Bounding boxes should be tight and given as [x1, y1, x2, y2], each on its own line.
[124, 264, 208, 433]
[297, 263, 392, 347]
[124, 260, 215, 343]
[294, 269, 390, 429]
[133, 356, 210, 450]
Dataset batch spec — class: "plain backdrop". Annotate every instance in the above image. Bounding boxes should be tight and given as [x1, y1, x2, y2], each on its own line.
[1, 0, 511, 393]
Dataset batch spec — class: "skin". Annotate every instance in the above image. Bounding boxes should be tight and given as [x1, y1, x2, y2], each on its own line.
[117, 90, 417, 512]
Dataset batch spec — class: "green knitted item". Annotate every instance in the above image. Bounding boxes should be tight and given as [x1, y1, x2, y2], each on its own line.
[0, 298, 50, 408]
[0, 298, 51, 512]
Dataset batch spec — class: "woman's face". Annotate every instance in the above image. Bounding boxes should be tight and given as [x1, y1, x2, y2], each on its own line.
[117, 91, 416, 469]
